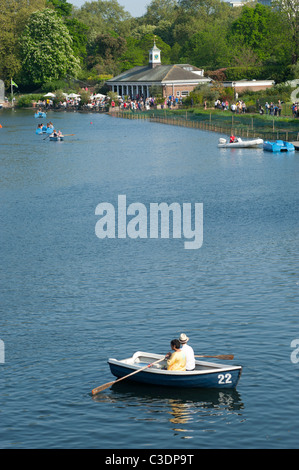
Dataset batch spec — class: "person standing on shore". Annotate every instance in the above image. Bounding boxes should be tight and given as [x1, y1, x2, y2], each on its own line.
[179, 333, 195, 371]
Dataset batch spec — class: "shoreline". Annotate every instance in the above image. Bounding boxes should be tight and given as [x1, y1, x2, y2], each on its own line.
[2, 105, 298, 142]
[108, 109, 299, 143]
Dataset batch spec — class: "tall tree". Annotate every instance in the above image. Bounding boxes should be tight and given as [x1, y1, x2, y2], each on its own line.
[228, 4, 293, 65]
[73, 0, 131, 41]
[272, 0, 299, 63]
[143, 0, 178, 24]
[19, 9, 81, 84]
[0, 0, 46, 83]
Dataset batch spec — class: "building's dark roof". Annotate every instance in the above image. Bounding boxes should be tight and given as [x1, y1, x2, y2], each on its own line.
[107, 64, 206, 83]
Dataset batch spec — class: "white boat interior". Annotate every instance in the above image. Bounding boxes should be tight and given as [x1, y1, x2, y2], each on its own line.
[114, 351, 238, 373]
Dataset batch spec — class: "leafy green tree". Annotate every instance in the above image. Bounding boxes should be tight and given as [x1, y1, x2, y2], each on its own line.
[46, 0, 89, 60]
[228, 4, 292, 65]
[73, 0, 131, 41]
[47, 0, 72, 16]
[272, 0, 299, 64]
[142, 0, 178, 24]
[181, 23, 230, 68]
[65, 18, 89, 59]
[117, 37, 145, 71]
[0, 0, 46, 83]
[19, 9, 81, 85]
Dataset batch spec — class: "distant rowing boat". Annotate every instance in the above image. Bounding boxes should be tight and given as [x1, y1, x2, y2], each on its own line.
[49, 135, 64, 142]
[108, 351, 242, 389]
[34, 111, 46, 118]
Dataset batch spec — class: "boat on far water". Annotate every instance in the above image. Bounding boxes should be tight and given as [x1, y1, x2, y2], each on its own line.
[263, 140, 295, 152]
[49, 135, 64, 142]
[108, 351, 242, 390]
[218, 137, 263, 148]
[34, 111, 46, 118]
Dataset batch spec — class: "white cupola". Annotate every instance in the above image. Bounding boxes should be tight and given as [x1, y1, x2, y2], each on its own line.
[149, 38, 161, 68]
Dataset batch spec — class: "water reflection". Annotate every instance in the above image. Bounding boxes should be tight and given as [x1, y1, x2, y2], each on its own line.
[93, 382, 244, 439]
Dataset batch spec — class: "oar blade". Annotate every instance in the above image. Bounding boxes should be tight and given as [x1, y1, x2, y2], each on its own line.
[92, 381, 115, 395]
[217, 354, 234, 360]
[195, 354, 234, 360]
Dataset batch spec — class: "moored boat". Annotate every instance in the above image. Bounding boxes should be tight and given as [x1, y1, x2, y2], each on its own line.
[108, 351, 242, 390]
[218, 137, 264, 148]
[263, 140, 295, 152]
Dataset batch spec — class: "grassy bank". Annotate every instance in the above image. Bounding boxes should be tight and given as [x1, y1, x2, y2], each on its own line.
[109, 108, 299, 142]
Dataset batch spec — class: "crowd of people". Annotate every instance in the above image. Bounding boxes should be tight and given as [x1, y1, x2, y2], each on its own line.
[32, 89, 298, 118]
[214, 98, 247, 113]
[258, 100, 283, 116]
[117, 94, 183, 112]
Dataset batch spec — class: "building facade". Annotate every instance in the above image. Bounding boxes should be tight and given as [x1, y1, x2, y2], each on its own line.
[223, 79, 275, 92]
[107, 41, 211, 99]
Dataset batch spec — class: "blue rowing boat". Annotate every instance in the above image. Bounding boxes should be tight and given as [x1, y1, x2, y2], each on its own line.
[263, 140, 295, 152]
[34, 111, 47, 118]
[108, 351, 242, 390]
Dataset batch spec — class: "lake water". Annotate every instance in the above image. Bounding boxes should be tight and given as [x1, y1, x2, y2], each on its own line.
[0, 109, 298, 449]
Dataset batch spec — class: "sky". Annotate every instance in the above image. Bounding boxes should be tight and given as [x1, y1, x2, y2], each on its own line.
[69, 0, 149, 17]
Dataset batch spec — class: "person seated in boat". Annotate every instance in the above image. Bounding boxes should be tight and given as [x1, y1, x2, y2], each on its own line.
[36, 123, 43, 134]
[166, 339, 186, 371]
[229, 135, 238, 143]
[179, 333, 195, 371]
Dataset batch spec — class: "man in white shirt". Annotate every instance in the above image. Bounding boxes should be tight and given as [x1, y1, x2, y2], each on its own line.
[179, 333, 195, 371]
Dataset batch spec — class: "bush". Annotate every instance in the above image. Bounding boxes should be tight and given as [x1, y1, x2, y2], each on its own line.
[224, 65, 293, 83]
[16, 94, 44, 107]
[41, 80, 69, 92]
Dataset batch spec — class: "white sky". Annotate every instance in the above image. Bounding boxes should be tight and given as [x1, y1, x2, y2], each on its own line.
[69, 0, 150, 17]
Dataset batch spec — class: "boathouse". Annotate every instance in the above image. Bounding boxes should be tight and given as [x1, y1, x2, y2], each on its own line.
[106, 41, 211, 99]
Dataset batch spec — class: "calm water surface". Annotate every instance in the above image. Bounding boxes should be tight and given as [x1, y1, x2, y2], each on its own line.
[0, 109, 298, 449]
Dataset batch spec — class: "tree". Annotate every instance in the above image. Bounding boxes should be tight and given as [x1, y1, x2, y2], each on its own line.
[181, 23, 230, 68]
[47, 0, 73, 16]
[19, 9, 81, 84]
[73, 0, 132, 41]
[142, 0, 178, 24]
[272, 0, 299, 64]
[117, 37, 145, 71]
[228, 4, 293, 65]
[0, 0, 46, 83]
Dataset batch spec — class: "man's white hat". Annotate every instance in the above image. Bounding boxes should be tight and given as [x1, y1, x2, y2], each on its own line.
[179, 333, 189, 344]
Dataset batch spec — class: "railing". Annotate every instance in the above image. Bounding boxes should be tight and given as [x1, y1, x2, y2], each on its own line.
[109, 110, 299, 142]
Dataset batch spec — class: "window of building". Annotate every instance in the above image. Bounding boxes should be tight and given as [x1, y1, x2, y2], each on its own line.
[181, 91, 189, 96]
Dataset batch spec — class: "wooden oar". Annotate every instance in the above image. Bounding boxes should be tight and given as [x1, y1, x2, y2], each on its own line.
[63, 134, 75, 136]
[91, 357, 165, 396]
[195, 354, 234, 360]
